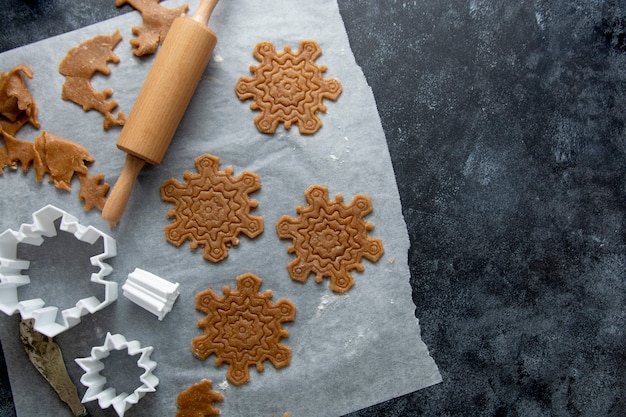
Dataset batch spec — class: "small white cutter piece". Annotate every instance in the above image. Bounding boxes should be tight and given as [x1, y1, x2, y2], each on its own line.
[122, 268, 180, 320]
[0, 205, 117, 337]
[75, 332, 159, 417]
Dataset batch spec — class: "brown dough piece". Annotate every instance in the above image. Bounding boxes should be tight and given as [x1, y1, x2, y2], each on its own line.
[1, 131, 109, 211]
[59, 30, 126, 130]
[235, 40, 342, 135]
[33, 131, 93, 191]
[193, 273, 295, 386]
[176, 379, 223, 417]
[0, 64, 40, 135]
[0, 130, 36, 173]
[276, 184, 384, 293]
[116, 0, 189, 56]
[0, 145, 6, 168]
[160, 154, 263, 263]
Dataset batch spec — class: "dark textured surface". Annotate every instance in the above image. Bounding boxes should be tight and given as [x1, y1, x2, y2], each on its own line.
[1, 1, 625, 416]
[338, 1, 626, 416]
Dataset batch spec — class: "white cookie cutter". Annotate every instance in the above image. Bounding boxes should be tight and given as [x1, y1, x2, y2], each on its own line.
[0, 205, 117, 337]
[122, 268, 180, 320]
[75, 332, 158, 417]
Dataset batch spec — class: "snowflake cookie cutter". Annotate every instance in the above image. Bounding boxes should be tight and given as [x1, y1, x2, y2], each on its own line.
[75, 332, 158, 417]
[0, 205, 117, 337]
[122, 267, 180, 320]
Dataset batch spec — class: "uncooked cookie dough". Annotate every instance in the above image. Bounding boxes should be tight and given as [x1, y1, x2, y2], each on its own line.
[59, 30, 126, 130]
[236, 40, 342, 135]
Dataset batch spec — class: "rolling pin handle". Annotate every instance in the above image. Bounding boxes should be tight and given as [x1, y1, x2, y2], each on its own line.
[102, 154, 146, 227]
[103, 0, 219, 226]
[192, 0, 219, 25]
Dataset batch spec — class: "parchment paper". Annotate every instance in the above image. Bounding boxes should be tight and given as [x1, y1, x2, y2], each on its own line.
[0, 1, 441, 415]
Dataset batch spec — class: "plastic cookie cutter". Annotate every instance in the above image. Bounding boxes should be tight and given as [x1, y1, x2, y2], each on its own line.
[0, 205, 117, 337]
[122, 267, 180, 320]
[75, 332, 159, 417]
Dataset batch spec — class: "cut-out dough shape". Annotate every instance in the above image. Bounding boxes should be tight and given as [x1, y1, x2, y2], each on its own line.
[276, 184, 384, 293]
[75, 333, 158, 417]
[33, 131, 93, 191]
[161, 154, 263, 262]
[59, 30, 126, 130]
[78, 173, 111, 212]
[176, 379, 223, 417]
[116, 0, 189, 56]
[19, 318, 86, 416]
[0, 130, 35, 173]
[0, 130, 110, 211]
[0, 63, 40, 135]
[0, 205, 117, 337]
[192, 273, 296, 386]
[235, 40, 342, 135]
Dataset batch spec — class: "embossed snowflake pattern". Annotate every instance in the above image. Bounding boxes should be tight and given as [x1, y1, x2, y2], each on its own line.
[192, 273, 296, 386]
[276, 185, 384, 293]
[235, 40, 342, 135]
[160, 154, 263, 262]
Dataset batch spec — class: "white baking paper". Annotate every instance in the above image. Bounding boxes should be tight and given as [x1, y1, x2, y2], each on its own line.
[0, 1, 441, 416]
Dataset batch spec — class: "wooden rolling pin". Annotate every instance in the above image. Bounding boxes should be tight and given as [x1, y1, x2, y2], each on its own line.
[102, 0, 219, 226]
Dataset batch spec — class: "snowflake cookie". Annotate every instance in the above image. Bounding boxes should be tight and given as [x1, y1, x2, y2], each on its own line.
[160, 154, 263, 262]
[192, 273, 296, 386]
[276, 185, 384, 293]
[235, 40, 342, 135]
[115, 0, 189, 56]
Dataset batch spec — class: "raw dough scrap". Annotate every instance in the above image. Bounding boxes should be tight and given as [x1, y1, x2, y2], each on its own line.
[33, 131, 110, 211]
[235, 40, 342, 135]
[0, 131, 36, 173]
[0, 130, 109, 211]
[160, 153, 263, 263]
[116, 0, 189, 56]
[78, 173, 110, 212]
[59, 30, 126, 130]
[33, 131, 92, 191]
[192, 273, 296, 386]
[176, 379, 223, 417]
[0, 64, 40, 135]
[276, 184, 384, 293]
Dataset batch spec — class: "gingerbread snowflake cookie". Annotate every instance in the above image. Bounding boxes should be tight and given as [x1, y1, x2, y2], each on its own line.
[160, 154, 263, 262]
[235, 40, 342, 135]
[192, 273, 296, 386]
[276, 185, 384, 293]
